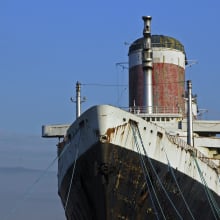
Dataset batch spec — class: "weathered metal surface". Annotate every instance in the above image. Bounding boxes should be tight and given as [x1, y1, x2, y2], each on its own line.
[142, 16, 153, 113]
[129, 35, 185, 54]
[129, 36, 185, 114]
[181, 119, 220, 135]
[59, 142, 220, 220]
[167, 133, 220, 173]
[105, 123, 128, 143]
[153, 62, 185, 113]
[42, 124, 70, 138]
[55, 105, 220, 220]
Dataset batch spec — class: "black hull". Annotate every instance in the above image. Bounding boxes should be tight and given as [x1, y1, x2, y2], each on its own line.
[58, 142, 220, 220]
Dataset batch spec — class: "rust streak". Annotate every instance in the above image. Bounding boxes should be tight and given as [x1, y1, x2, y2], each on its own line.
[106, 127, 115, 142]
[105, 123, 128, 142]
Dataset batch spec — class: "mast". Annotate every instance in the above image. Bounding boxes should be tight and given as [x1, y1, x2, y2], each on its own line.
[187, 80, 193, 146]
[142, 16, 153, 113]
[76, 81, 81, 118]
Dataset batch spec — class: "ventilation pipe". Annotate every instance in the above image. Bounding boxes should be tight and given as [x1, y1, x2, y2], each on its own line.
[142, 16, 153, 113]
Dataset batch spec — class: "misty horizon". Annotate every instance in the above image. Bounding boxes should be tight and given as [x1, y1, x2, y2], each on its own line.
[0, 166, 65, 220]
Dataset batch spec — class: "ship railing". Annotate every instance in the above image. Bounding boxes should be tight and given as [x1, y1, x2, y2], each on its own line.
[128, 106, 183, 115]
[166, 133, 196, 153]
[166, 133, 220, 174]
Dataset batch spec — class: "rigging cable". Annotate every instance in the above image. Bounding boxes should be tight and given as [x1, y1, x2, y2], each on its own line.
[62, 129, 81, 212]
[2, 156, 59, 220]
[134, 122, 183, 220]
[81, 80, 187, 88]
[64, 137, 80, 211]
[163, 147, 196, 220]
[2, 128, 81, 220]
[192, 153, 220, 220]
[130, 121, 164, 220]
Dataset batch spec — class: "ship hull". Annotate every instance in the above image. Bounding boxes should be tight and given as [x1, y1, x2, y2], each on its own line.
[59, 142, 220, 220]
[58, 105, 220, 220]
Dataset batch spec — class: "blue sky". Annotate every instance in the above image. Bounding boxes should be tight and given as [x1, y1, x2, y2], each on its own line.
[0, 0, 220, 218]
[1, 0, 220, 136]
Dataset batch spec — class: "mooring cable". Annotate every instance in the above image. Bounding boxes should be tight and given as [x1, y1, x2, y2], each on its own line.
[193, 153, 220, 220]
[64, 145, 80, 211]
[130, 122, 166, 220]
[2, 154, 59, 220]
[135, 122, 183, 219]
[163, 147, 196, 220]
[2, 129, 80, 220]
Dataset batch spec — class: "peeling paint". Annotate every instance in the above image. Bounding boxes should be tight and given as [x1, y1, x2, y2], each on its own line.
[105, 123, 128, 143]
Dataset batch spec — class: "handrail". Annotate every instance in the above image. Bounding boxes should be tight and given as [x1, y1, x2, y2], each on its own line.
[166, 133, 220, 174]
[128, 106, 183, 115]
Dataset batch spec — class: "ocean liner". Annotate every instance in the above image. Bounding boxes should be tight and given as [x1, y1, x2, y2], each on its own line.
[42, 16, 220, 219]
